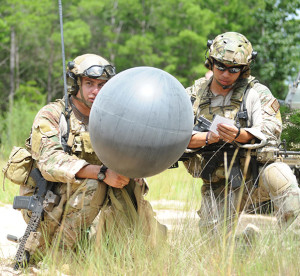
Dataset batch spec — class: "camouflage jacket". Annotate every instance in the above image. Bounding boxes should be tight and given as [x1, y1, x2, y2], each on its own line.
[186, 76, 282, 147]
[251, 78, 282, 147]
[29, 98, 101, 184]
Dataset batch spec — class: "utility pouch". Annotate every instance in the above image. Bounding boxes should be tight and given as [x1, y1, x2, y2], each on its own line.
[200, 151, 222, 180]
[2, 146, 33, 186]
[228, 157, 243, 189]
[200, 148, 243, 189]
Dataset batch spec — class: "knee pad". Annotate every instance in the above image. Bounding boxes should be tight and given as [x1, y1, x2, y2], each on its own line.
[262, 162, 298, 196]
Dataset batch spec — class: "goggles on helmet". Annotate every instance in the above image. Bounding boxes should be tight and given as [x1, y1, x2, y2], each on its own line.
[214, 59, 243, 74]
[82, 65, 116, 79]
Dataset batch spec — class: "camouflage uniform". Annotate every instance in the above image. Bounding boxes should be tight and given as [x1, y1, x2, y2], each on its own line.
[251, 78, 282, 147]
[20, 98, 165, 253]
[187, 76, 282, 147]
[185, 32, 300, 230]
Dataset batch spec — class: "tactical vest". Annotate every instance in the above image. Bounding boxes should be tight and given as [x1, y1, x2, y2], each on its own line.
[193, 77, 255, 128]
[190, 77, 257, 185]
[57, 99, 102, 166]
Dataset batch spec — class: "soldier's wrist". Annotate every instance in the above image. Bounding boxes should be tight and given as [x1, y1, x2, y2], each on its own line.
[97, 165, 108, 182]
[235, 128, 241, 140]
[206, 131, 210, 145]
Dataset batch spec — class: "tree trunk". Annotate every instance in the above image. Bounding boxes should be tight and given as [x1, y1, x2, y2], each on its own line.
[8, 27, 16, 142]
[47, 42, 54, 103]
[16, 41, 20, 91]
[9, 27, 16, 113]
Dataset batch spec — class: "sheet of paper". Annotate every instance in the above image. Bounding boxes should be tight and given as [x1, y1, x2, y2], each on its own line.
[209, 114, 235, 134]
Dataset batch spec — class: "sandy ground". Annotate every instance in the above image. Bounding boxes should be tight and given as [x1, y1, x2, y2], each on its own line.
[0, 201, 278, 275]
[0, 205, 27, 259]
[0, 204, 27, 276]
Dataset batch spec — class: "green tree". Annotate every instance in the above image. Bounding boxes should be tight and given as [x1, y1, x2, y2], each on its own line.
[71, 0, 215, 86]
[280, 106, 300, 150]
[0, 0, 299, 153]
[251, 0, 300, 99]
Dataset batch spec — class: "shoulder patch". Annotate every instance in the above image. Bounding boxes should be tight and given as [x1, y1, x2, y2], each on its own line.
[271, 99, 280, 113]
[34, 120, 58, 137]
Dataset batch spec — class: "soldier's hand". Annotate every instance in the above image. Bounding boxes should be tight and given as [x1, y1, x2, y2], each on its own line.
[207, 131, 220, 144]
[217, 123, 238, 143]
[104, 169, 130, 189]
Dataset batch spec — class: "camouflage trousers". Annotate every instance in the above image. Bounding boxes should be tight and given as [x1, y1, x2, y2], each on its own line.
[197, 162, 300, 231]
[20, 178, 166, 255]
[95, 179, 167, 248]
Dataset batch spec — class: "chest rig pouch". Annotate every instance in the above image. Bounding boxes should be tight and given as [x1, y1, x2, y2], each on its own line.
[75, 131, 102, 165]
[193, 78, 252, 188]
[61, 108, 102, 165]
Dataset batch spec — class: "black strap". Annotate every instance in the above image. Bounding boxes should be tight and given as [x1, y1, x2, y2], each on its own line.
[235, 81, 253, 128]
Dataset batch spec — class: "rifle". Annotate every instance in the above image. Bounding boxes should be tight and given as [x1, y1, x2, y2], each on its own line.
[255, 140, 300, 161]
[173, 113, 300, 185]
[8, 168, 60, 270]
[172, 143, 245, 189]
[172, 116, 243, 188]
[193, 115, 212, 132]
[255, 140, 300, 182]
[172, 140, 300, 186]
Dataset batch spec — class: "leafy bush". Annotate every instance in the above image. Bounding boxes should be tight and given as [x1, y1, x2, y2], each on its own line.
[280, 106, 300, 150]
[0, 82, 45, 159]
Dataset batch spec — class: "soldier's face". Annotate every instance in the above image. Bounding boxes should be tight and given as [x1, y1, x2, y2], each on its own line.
[78, 77, 107, 105]
[212, 62, 241, 87]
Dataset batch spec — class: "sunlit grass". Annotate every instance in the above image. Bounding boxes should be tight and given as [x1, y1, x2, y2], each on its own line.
[24, 219, 300, 276]
[146, 163, 202, 210]
[0, 159, 19, 206]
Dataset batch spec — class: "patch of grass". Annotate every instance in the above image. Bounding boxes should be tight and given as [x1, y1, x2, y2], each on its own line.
[146, 162, 202, 206]
[24, 219, 300, 276]
[0, 159, 19, 205]
[2, 158, 300, 276]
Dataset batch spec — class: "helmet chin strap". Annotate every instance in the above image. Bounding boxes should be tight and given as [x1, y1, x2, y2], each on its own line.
[73, 78, 92, 109]
[215, 78, 236, 90]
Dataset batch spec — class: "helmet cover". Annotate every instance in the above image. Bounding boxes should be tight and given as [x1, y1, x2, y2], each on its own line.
[205, 32, 255, 78]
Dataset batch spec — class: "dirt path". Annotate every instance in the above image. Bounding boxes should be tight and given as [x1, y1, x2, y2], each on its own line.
[0, 204, 27, 275]
[0, 205, 27, 259]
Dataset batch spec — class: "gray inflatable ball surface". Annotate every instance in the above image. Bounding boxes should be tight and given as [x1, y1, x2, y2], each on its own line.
[89, 66, 194, 178]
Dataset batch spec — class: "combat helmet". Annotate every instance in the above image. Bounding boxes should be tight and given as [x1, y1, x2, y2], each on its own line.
[205, 32, 257, 78]
[66, 54, 116, 95]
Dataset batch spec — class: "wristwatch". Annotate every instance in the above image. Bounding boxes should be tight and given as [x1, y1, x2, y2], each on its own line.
[97, 165, 108, 182]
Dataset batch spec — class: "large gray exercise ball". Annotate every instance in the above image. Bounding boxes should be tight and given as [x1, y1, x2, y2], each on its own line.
[89, 66, 194, 178]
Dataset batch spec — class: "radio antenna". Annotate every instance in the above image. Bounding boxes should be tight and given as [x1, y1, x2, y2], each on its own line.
[58, 0, 69, 112]
[58, 0, 72, 154]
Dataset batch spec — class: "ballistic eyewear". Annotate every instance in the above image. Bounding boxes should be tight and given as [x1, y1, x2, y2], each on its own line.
[214, 60, 242, 74]
[83, 65, 116, 79]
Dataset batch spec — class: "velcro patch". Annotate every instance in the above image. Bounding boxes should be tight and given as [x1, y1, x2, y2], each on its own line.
[271, 99, 280, 113]
[81, 132, 94, 153]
